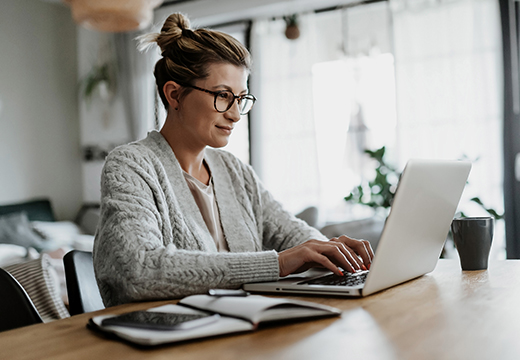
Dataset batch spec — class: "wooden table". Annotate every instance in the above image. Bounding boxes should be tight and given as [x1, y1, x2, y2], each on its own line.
[2, 260, 520, 360]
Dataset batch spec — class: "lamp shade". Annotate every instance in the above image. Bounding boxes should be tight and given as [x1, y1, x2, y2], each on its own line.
[64, 0, 163, 32]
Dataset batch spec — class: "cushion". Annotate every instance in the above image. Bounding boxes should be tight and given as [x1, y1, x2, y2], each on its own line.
[4, 254, 70, 322]
[0, 212, 46, 251]
[0, 244, 39, 267]
[31, 220, 83, 249]
[75, 205, 100, 235]
[295, 206, 319, 227]
[32, 220, 95, 252]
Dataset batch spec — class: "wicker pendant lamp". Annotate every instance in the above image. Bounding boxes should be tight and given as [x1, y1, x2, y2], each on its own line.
[64, 0, 163, 32]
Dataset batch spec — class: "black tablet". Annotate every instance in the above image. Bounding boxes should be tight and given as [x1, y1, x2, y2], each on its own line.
[101, 311, 219, 331]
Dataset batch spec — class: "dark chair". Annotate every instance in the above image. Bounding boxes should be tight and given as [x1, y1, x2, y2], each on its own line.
[63, 250, 105, 316]
[0, 268, 43, 332]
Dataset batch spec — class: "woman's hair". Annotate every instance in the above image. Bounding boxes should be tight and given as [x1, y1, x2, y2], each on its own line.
[138, 13, 252, 109]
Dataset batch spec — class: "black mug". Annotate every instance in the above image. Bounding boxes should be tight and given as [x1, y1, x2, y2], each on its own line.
[451, 217, 494, 271]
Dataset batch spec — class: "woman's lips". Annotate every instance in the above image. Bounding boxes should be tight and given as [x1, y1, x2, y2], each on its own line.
[216, 125, 233, 134]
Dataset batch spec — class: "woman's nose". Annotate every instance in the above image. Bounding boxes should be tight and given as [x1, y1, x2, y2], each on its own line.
[225, 99, 241, 122]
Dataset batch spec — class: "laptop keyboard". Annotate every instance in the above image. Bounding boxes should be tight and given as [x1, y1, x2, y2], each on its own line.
[299, 270, 369, 287]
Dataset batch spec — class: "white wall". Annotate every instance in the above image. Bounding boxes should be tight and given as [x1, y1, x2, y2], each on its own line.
[0, 0, 82, 220]
[77, 28, 131, 203]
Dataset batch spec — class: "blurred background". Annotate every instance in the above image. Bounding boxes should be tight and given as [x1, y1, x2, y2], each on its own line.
[1, 0, 519, 260]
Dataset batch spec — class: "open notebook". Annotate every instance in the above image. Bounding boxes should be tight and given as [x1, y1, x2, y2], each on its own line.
[89, 294, 340, 346]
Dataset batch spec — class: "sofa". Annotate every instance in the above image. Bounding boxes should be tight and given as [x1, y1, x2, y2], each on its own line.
[0, 198, 100, 322]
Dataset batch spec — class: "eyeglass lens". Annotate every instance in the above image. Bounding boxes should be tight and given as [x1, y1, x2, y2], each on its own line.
[215, 91, 255, 115]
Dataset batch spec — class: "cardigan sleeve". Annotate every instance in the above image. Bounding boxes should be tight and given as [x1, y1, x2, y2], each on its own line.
[93, 148, 280, 307]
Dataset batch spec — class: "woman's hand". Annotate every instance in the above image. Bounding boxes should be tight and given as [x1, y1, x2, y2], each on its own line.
[278, 236, 374, 277]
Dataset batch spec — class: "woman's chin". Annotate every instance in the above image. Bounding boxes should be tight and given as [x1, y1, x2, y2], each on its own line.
[208, 135, 231, 148]
[209, 139, 230, 149]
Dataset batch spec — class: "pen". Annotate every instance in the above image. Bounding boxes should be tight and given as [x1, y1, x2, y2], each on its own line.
[208, 289, 250, 297]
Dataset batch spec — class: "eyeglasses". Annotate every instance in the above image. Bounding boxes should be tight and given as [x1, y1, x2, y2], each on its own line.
[181, 84, 256, 115]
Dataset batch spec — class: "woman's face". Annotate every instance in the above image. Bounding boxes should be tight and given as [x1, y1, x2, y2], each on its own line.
[177, 63, 249, 150]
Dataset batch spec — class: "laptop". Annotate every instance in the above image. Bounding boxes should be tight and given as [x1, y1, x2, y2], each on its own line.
[243, 159, 472, 297]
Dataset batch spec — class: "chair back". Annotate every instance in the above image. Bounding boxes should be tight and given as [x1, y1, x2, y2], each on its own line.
[63, 250, 104, 315]
[0, 268, 43, 332]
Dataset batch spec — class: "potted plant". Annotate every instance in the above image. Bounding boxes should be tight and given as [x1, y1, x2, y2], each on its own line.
[344, 146, 504, 256]
[345, 146, 503, 219]
[344, 146, 399, 211]
[80, 62, 116, 104]
[283, 14, 300, 40]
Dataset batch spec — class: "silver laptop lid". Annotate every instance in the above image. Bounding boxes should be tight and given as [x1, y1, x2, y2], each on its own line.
[362, 159, 471, 296]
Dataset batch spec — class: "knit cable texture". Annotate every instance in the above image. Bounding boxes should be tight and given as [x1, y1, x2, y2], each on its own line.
[93, 131, 326, 307]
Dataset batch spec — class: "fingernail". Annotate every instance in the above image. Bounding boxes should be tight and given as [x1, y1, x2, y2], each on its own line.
[339, 270, 344, 276]
[367, 263, 371, 270]
[361, 265, 367, 271]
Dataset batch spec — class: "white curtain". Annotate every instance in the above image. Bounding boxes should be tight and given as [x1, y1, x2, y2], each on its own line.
[250, 5, 395, 222]
[250, 13, 322, 216]
[390, 0, 505, 257]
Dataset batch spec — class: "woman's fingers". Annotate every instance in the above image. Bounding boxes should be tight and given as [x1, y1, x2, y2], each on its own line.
[329, 238, 364, 271]
[312, 240, 358, 273]
[277, 237, 376, 278]
[312, 253, 345, 276]
[278, 240, 360, 277]
[336, 236, 374, 269]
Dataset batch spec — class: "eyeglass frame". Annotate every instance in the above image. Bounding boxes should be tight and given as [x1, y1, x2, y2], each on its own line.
[179, 83, 257, 115]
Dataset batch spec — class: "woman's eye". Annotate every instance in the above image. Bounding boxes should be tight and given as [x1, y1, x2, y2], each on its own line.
[218, 92, 230, 99]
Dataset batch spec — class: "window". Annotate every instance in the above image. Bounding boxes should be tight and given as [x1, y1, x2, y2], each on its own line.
[312, 54, 397, 222]
[250, 0, 505, 259]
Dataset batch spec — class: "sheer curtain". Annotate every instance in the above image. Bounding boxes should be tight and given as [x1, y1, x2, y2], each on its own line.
[390, 0, 505, 258]
[250, 13, 322, 215]
[250, 5, 395, 222]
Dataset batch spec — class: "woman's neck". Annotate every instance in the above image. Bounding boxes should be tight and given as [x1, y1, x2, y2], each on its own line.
[160, 118, 210, 185]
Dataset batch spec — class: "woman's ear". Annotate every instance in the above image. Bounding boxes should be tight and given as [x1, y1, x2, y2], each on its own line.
[163, 81, 182, 111]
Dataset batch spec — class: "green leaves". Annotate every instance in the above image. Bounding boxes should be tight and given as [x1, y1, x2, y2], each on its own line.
[80, 62, 116, 104]
[344, 146, 399, 209]
[470, 197, 504, 220]
[345, 147, 505, 221]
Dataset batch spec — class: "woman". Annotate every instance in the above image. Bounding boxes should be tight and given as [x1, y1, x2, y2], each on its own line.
[93, 13, 374, 307]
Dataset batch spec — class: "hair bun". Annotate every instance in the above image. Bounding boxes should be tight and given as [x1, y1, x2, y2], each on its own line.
[137, 13, 191, 53]
[157, 13, 191, 51]
[161, 13, 191, 35]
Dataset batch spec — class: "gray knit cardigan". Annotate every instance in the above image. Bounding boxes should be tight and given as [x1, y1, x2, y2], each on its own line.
[93, 131, 326, 307]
